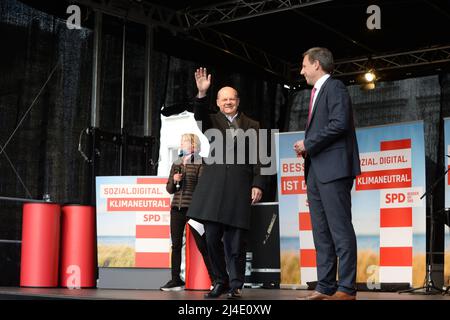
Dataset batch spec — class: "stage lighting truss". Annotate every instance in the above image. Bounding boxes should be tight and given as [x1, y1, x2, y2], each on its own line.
[332, 46, 450, 78]
[187, 27, 290, 79]
[289, 45, 450, 85]
[182, 0, 334, 28]
[73, 0, 450, 85]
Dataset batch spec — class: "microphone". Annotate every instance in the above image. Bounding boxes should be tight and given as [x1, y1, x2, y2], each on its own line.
[175, 166, 181, 190]
[175, 150, 184, 190]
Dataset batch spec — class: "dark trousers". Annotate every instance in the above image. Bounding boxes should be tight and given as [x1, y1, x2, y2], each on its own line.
[170, 207, 213, 281]
[204, 221, 247, 289]
[306, 165, 357, 296]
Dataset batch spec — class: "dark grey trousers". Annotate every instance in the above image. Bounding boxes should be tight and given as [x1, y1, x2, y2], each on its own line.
[306, 165, 357, 296]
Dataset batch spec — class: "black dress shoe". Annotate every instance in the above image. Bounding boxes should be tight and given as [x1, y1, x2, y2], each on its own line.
[227, 288, 242, 299]
[204, 283, 229, 298]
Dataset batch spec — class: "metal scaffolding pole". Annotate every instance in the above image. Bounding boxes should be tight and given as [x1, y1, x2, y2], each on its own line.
[144, 25, 154, 137]
[119, 20, 126, 175]
[90, 11, 102, 127]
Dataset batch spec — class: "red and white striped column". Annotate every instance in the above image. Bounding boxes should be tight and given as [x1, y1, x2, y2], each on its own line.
[379, 139, 413, 283]
[378, 140, 415, 284]
[448, 145, 450, 186]
[280, 156, 316, 285]
[378, 204, 414, 282]
[356, 138, 418, 284]
[134, 178, 172, 268]
[298, 195, 317, 285]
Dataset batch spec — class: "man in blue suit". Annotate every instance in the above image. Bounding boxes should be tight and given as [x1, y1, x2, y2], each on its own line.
[294, 47, 361, 300]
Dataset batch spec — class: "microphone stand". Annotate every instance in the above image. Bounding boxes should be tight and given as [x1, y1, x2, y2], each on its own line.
[398, 164, 448, 295]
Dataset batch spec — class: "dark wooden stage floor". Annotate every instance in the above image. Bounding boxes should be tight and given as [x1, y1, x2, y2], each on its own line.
[1, 287, 449, 300]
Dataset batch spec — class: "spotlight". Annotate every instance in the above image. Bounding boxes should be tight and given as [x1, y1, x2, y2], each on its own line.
[361, 82, 376, 90]
[364, 70, 376, 82]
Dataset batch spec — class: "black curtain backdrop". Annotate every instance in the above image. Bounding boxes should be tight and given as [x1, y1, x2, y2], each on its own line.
[0, 0, 448, 287]
[0, 0, 94, 285]
[0, 0, 284, 285]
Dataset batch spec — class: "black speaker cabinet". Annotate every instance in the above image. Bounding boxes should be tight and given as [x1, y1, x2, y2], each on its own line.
[245, 202, 280, 289]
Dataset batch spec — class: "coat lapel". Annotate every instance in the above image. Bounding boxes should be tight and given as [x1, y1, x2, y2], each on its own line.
[236, 112, 247, 129]
[216, 111, 250, 131]
[216, 112, 230, 131]
[306, 77, 331, 133]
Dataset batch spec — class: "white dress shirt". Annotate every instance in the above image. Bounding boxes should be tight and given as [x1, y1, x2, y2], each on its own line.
[310, 74, 331, 114]
[225, 112, 239, 124]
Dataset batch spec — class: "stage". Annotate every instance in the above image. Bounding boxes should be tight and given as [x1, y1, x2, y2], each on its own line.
[1, 287, 449, 300]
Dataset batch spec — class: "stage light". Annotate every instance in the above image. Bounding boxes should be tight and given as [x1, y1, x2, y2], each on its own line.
[360, 68, 377, 90]
[361, 82, 376, 90]
[364, 70, 376, 82]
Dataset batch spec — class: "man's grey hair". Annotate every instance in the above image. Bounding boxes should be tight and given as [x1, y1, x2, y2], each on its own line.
[303, 47, 334, 74]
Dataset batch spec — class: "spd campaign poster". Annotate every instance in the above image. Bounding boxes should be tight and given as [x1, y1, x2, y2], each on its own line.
[276, 121, 426, 287]
[96, 176, 171, 268]
[443, 118, 450, 285]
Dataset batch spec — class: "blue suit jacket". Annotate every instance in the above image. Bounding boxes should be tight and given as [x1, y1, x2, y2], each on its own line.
[304, 77, 361, 183]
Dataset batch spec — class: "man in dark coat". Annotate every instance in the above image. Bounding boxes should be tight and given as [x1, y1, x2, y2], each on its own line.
[294, 47, 361, 300]
[187, 67, 265, 299]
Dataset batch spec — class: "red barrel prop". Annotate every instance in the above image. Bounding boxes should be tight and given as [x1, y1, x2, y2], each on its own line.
[185, 226, 211, 290]
[60, 205, 96, 288]
[20, 203, 61, 287]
